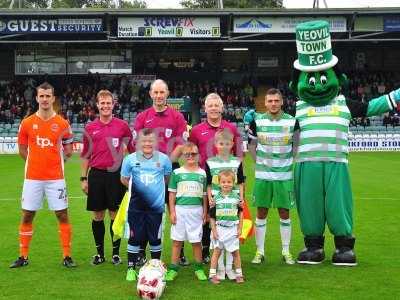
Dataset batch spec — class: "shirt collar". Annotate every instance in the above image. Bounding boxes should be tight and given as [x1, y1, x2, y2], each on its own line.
[150, 106, 169, 116]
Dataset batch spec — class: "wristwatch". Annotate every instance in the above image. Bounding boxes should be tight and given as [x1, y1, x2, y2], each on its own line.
[80, 176, 87, 182]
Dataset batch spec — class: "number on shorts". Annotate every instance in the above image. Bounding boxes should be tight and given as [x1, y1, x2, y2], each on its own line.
[58, 188, 66, 200]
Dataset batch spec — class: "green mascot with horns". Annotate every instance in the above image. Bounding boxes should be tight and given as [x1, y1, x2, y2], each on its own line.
[244, 20, 400, 266]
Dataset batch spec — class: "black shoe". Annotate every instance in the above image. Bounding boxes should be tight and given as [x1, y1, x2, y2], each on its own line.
[63, 256, 77, 268]
[297, 236, 325, 265]
[112, 255, 122, 265]
[136, 255, 147, 267]
[179, 256, 190, 266]
[332, 236, 357, 266]
[10, 256, 29, 268]
[202, 255, 210, 264]
[91, 254, 106, 265]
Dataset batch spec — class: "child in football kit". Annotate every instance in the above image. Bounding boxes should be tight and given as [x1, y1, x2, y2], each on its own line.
[205, 129, 245, 280]
[209, 170, 244, 284]
[120, 128, 172, 281]
[165, 142, 208, 282]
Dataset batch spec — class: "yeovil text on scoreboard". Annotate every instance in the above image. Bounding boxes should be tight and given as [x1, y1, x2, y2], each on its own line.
[118, 17, 220, 38]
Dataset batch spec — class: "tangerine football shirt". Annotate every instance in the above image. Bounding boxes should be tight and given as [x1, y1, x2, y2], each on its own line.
[18, 113, 73, 180]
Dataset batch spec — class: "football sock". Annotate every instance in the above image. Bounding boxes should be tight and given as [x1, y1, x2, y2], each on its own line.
[110, 220, 121, 256]
[19, 223, 33, 258]
[235, 268, 243, 276]
[92, 220, 105, 257]
[149, 243, 162, 259]
[193, 262, 203, 272]
[209, 268, 217, 277]
[255, 218, 267, 255]
[127, 242, 139, 268]
[226, 251, 233, 270]
[280, 218, 291, 253]
[59, 222, 72, 258]
[139, 240, 147, 256]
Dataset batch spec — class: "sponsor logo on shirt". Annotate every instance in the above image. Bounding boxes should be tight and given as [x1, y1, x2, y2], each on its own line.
[145, 119, 154, 124]
[33, 124, 38, 130]
[36, 136, 54, 148]
[201, 131, 208, 135]
[93, 130, 100, 135]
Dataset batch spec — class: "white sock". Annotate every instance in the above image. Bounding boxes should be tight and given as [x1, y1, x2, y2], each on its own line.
[280, 218, 291, 254]
[209, 268, 217, 277]
[255, 218, 267, 255]
[235, 268, 243, 276]
[217, 250, 225, 271]
[225, 251, 233, 271]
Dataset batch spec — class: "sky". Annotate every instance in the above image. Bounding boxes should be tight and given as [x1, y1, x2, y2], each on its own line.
[145, 0, 400, 9]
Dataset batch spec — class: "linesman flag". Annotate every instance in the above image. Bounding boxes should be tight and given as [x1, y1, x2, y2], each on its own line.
[239, 200, 254, 244]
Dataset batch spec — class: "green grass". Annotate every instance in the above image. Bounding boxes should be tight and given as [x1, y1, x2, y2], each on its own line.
[0, 153, 399, 299]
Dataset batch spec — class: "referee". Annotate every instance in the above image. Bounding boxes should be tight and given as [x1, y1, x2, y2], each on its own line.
[81, 89, 134, 265]
[133, 79, 188, 266]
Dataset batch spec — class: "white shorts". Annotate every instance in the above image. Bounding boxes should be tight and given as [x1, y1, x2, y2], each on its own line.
[171, 205, 203, 243]
[21, 179, 68, 211]
[211, 225, 239, 253]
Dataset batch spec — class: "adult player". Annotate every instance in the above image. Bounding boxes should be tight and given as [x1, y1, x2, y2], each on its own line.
[133, 79, 188, 266]
[10, 82, 75, 268]
[81, 89, 134, 265]
[247, 88, 296, 265]
[189, 92, 243, 263]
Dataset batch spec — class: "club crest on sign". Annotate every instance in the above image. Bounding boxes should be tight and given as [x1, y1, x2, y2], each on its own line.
[112, 138, 119, 147]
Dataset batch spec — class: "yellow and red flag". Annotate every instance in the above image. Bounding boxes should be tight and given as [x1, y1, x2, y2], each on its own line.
[239, 200, 254, 244]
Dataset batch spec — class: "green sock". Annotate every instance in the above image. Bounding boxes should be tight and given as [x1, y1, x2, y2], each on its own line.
[169, 264, 180, 272]
[193, 262, 203, 271]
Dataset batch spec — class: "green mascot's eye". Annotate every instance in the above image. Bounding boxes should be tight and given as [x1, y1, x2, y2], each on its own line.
[320, 75, 327, 85]
[308, 77, 316, 86]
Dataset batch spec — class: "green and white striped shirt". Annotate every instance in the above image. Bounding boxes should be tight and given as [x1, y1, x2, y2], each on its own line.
[205, 155, 243, 196]
[250, 112, 296, 181]
[214, 192, 240, 226]
[168, 167, 207, 206]
[295, 95, 351, 163]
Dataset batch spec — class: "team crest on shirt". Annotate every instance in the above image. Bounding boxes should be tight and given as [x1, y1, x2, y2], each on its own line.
[51, 123, 59, 132]
[112, 138, 119, 147]
[33, 124, 38, 130]
[165, 128, 172, 138]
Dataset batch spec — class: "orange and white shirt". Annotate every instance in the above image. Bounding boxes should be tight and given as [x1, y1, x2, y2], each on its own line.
[18, 113, 73, 180]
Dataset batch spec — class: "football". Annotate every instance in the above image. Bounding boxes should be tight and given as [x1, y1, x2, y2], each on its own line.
[137, 259, 167, 300]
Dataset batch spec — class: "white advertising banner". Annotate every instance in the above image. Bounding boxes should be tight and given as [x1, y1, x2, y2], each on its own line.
[348, 137, 400, 151]
[234, 17, 346, 33]
[118, 17, 220, 38]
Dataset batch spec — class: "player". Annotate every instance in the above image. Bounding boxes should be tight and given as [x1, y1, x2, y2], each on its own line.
[80, 89, 134, 265]
[209, 170, 244, 284]
[121, 128, 172, 281]
[165, 142, 208, 281]
[10, 82, 75, 268]
[247, 88, 296, 265]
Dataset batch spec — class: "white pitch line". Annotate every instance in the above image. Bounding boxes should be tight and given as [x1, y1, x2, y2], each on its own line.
[0, 195, 86, 201]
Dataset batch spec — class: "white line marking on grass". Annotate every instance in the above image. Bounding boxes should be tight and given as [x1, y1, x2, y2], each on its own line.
[358, 197, 399, 200]
[0, 196, 86, 201]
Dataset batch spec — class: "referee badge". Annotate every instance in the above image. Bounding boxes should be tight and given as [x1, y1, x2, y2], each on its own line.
[165, 128, 172, 138]
[112, 138, 119, 147]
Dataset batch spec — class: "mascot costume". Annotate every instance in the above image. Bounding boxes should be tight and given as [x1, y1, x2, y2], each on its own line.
[245, 20, 400, 266]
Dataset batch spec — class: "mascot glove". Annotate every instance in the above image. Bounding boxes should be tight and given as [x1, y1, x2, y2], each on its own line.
[389, 88, 400, 103]
[243, 109, 256, 125]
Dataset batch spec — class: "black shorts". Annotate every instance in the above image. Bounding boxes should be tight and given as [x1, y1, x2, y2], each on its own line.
[165, 162, 181, 204]
[127, 210, 163, 245]
[87, 167, 126, 211]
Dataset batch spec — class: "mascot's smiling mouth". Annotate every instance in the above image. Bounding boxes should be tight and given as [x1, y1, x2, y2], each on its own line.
[302, 86, 336, 100]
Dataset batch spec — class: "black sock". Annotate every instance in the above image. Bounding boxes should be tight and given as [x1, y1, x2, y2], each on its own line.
[150, 251, 161, 259]
[202, 223, 211, 258]
[180, 243, 185, 259]
[128, 252, 138, 268]
[110, 220, 121, 256]
[92, 220, 105, 257]
[140, 240, 147, 256]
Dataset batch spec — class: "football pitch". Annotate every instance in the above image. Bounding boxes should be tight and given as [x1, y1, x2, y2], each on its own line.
[1, 152, 399, 300]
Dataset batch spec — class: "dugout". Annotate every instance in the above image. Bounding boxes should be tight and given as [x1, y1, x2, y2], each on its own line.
[0, 7, 400, 85]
